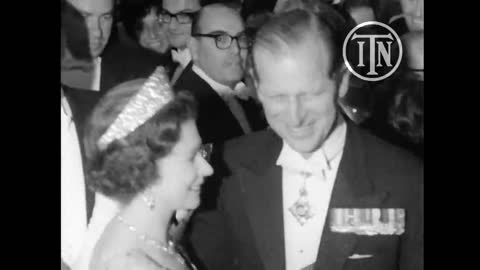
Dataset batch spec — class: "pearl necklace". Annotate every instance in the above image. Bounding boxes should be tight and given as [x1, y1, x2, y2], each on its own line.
[116, 215, 185, 265]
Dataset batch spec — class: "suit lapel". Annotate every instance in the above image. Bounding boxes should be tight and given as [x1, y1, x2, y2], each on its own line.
[62, 85, 97, 222]
[239, 131, 286, 270]
[201, 87, 246, 136]
[62, 85, 84, 137]
[170, 62, 184, 85]
[180, 65, 245, 139]
[201, 83, 241, 130]
[314, 124, 389, 270]
[99, 45, 120, 94]
[238, 97, 267, 132]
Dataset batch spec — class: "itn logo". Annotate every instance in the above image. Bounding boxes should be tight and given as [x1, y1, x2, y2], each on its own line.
[343, 21, 402, 82]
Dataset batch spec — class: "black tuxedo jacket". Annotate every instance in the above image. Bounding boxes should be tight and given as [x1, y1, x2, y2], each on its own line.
[62, 85, 101, 221]
[173, 62, 267, 210]
[173, 62, 267, 145]
[189, 123, 423, 270]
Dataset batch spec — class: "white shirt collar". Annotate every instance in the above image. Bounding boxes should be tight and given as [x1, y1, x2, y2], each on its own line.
[192, 64, 246, 98]
[91, 57, 101, 91]
[171, 47, 192, 68]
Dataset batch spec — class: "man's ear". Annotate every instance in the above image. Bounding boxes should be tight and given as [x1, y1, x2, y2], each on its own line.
[187, 37, 198, 62]
[337, 65, 351, 99]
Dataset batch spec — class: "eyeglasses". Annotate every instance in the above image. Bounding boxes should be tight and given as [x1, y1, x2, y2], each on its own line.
[192, 32, 250, 50]
[158, 10, 197, 24]
[198, 143, 213, 162]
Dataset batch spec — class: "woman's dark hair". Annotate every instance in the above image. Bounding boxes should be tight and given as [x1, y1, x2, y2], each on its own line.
[120, 0, 163, 42]
[84, 79, 197, 202]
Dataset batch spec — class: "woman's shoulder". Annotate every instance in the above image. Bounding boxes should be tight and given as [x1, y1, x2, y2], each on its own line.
[102, 249, 173, 270]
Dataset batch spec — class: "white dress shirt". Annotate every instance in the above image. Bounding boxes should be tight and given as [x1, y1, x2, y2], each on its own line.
[192, 65, 252, 134]
[61, 92, 87, 266]
[277, 116, 347, 270]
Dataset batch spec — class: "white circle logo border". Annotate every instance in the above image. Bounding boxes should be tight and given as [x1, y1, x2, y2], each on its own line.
[342, 21, 403, 82]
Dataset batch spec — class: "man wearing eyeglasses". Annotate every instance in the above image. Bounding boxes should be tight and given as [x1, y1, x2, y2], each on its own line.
[161, 0, 201, 83]
[173, 3, 267, 210]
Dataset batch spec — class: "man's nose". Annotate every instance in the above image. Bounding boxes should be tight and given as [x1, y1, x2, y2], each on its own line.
[287, 97, 306, 126]
[168, 17, 180, 29]
[89, 17, 103, 39]
[200, 158, 214, 177]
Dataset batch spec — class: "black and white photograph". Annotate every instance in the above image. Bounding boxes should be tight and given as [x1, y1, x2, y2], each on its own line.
[61, 0, 423, 269]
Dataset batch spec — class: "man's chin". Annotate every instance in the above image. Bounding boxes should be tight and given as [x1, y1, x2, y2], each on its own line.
[284, 137, 322, 157]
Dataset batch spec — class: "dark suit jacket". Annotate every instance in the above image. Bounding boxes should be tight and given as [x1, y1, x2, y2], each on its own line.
[189, 123, 423, 270]
[62, 85, 101, 221]
[174, 62, 267, 210]
[173, 62, 267, 144]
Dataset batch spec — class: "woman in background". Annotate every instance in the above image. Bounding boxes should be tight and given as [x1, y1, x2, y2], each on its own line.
[102, 0, 175, 87]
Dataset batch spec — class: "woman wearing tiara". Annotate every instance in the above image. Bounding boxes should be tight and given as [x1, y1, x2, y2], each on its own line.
[84, 67, 213, 270]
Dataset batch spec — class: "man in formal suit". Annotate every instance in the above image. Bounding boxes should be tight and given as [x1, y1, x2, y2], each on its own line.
[61, 2, 120, 269]
[61, 0, 116, 94]
[188, 6, 423, 270]
[173, 3, 267, 210]
[160, 0, 201, 83]
[61, 2, 97, 268]
[176, 3, 266, 145]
